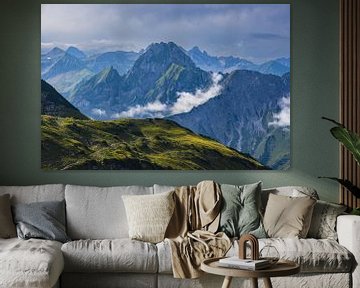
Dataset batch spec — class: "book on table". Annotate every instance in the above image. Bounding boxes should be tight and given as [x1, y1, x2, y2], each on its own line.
[218, 257, 271, 270]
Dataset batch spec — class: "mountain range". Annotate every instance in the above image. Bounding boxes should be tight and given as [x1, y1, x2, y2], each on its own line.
[188, 46, 289, 76]
[41, 41, 290, 169]
[41, 45, 289, 98]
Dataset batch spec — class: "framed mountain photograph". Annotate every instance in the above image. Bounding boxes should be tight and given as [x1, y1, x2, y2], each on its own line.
[41, 4, 290, 170]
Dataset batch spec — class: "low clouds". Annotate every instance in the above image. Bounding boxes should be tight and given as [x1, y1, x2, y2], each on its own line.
[113, 101, 167, 119]
[91, 108, 107, 117]
[170, 73, 223, 115]
[269, 96, 290, 128]
[113, 73, 223, 119]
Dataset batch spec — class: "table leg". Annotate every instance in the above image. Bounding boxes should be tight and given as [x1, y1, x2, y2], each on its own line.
[263, 277, 273, 288]
[251, 278, 258, 288]
[221, 276, 233, 288]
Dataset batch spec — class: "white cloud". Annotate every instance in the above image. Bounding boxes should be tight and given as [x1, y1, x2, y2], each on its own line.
[91, 108, 107, 117]
[112, 73, 223, 119]
[269, 96, 290, 128]
[112, 100, 167, 118]
[169, 73, 223, 115]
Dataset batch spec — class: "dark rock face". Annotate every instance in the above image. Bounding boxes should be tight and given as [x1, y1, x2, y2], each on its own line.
[41, 80, 88, 120]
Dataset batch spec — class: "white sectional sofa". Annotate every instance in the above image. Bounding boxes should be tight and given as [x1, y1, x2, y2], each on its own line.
[0, 184, 359, 288]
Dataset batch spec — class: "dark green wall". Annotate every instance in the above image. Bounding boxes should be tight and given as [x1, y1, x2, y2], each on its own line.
[0, 0, 340, 202]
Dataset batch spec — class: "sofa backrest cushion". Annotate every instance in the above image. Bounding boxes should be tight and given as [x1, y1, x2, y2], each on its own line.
[153, 184, 176, 194]
[261, 186, 319, 213]
[0, 185, 65, 204]
[65, 185, 153, 239]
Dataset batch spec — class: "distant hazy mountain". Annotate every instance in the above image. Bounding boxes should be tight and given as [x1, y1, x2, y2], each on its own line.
[257, 59, 290, 76]
[170, 70, 290, 169]
[41, 80, 88, 120]
[66, 46, 87, 59]
[85, 51, 139, 75]
[187, 46, 290, 76]
[42, 53, 86, 80]
[188, 46, 257, 73]
[41, 47, 139, 96]
[46, 68, 95, 98]
[41, 116, 266, 170]
[69, 66, 122, 118]
[41, 47, 66, 75]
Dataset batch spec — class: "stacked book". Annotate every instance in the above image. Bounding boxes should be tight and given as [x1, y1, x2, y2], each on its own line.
[218, 257, 271, 270]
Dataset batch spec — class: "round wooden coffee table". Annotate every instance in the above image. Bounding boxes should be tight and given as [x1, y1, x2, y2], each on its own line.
[201, 257, 300, 288]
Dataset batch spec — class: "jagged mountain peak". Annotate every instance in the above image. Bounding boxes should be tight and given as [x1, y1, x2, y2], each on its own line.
[123, 42, 198, 93]
[44, 47, 65, 58]
[136, 41, 196, 70]
[189, 46, 204, 54]
[95, 66, 121, 84]
[66, 46, 87, 59]
[43, 53, 86, 80]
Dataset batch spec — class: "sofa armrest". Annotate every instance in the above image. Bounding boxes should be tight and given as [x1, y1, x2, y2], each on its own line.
[337, 215, 360, 288]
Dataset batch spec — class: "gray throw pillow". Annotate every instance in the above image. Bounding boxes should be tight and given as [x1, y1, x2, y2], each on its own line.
[12, 200, 70, 243]
[218, 182, 266, 238]
[307, 200, 347, 240]
[0, 194, 17, 238]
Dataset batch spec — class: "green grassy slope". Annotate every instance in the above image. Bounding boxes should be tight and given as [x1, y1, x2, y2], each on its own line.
[41, 116, 267, 170]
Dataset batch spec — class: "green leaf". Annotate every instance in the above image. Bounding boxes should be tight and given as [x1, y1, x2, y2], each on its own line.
[318, 177, 360, 198]
[330, 127, 360, 165]
[322, 117, 360, 165]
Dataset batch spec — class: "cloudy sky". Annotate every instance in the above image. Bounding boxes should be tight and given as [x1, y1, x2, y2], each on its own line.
[41, 4, 290, 63]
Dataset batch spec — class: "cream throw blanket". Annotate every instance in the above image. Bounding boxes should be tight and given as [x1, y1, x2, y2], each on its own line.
[165, 181, 231, 278]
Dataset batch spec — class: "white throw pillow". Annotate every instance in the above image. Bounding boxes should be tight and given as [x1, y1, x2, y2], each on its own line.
[122, 191, 175, 243]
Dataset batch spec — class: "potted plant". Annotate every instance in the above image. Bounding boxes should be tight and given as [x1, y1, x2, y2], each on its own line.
[320, 117, 360, 215]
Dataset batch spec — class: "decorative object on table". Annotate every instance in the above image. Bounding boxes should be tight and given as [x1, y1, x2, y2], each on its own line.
[40, 4, 290, 170]
[319, 117, 360, 211]
[238, 234, 260, 260]
[236, 233, 278, 269]
[259, 245, 280, 265]
[217, 233, 273, 271]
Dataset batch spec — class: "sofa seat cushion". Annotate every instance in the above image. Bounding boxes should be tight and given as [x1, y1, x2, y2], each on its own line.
[62, 239, 158, 273]
[0, 238, 64, 288]
[157, 238, 353, 274]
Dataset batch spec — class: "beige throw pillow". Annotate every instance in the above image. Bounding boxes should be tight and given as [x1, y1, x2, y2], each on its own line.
[0, 194, 17, 238]
[263, 193, 316, 238]
[122, 191, 175, 243]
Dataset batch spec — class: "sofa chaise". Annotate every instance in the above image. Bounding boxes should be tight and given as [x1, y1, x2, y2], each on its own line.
[0, 183, 359, 288]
